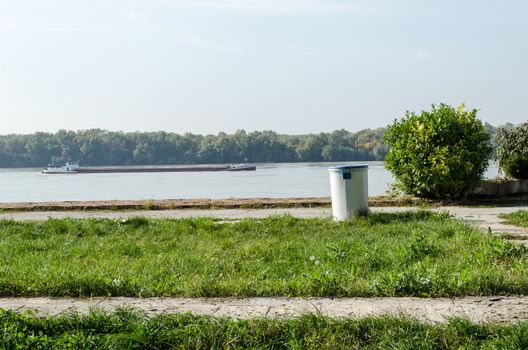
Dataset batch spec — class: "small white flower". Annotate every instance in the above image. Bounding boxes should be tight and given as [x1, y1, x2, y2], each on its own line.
[112, 279, 120, 287]
[309, 256, 315, 261]
[315, 260, 320, 265]
[121, 218, 127, 223]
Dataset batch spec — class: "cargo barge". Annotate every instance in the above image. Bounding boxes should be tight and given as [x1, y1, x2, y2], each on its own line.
[42, 162, 256, 174]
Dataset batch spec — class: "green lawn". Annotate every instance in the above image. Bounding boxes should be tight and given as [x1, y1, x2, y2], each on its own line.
[0, 211, 527, 297]
[499, 210, 528, 228]
[1, 309, 527, 349]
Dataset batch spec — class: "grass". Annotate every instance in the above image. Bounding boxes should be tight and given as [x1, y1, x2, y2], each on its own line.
[499, 210, 528, 228]
[0, 211, 527, 298]
[1, 308, 528, 349]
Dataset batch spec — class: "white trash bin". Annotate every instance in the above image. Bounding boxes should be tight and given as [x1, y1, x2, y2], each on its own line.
[328, 164, 368, 220]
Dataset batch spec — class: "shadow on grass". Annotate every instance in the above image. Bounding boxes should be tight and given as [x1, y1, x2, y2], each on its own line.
[361, 210, 445, 225]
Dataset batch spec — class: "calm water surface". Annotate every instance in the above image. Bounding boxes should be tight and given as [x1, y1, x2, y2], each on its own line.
[0, 162, 499, 202]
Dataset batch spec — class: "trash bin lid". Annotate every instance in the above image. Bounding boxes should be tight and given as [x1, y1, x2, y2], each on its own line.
[328, 164, 368, 171]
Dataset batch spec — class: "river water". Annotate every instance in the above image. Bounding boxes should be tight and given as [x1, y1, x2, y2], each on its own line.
[0, 162, 500, 202]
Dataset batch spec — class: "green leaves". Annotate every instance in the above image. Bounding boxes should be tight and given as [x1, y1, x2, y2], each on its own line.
[384, 103, 492, 199]
[497, 123, 528, 179]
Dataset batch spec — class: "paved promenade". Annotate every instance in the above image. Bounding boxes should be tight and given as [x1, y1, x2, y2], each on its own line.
[2, 296, 528, 323]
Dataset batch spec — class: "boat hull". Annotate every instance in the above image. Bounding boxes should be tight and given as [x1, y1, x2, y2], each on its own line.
[42, 164, 257, 174]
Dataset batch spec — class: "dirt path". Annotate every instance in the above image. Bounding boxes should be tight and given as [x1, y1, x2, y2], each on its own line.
[2, 296, 528, 323]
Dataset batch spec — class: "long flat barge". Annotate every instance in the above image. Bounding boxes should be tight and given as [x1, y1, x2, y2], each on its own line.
[42, 163, 256, 174]
[77, 164, 256, 173]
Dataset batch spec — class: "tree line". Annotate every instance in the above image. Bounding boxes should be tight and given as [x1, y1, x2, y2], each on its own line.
[0, 128, 388, 167]
[0, 124, 504, 168]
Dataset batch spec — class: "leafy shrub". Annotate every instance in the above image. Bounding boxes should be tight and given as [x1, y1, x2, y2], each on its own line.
[497, 123, 528, 179]
[384, 103, 492, 199]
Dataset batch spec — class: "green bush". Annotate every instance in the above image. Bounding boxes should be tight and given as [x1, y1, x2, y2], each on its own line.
[384, 103, 492, 199]
[497, 123, 528, 179]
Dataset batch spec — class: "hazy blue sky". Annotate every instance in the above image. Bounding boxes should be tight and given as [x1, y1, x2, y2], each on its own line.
[1, 0, 526, 135]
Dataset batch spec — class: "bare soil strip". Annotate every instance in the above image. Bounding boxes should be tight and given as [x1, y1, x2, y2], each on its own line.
[1, 195, 527, 212]
[0, 197, 331, 212]
[2, 296, 528, 323]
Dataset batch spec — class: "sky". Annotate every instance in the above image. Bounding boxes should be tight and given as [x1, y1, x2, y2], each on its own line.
[0, 0, 527, 135]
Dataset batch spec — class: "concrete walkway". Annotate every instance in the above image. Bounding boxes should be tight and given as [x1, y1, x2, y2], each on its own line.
[2, 296, 528, 323]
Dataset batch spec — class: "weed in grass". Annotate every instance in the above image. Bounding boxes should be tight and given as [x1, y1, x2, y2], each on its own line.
[1, 213, 528, 297]
[488, 239, 526, 262]
[120, 216, 150, 228]
[407, 229, 440, 262]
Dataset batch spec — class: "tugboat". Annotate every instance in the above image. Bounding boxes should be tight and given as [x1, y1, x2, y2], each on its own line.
[42, 162, 80, 174]
[226, 163, 257, 171]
